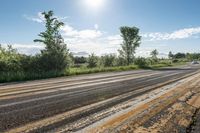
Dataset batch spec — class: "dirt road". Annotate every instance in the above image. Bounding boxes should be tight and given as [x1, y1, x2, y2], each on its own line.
[0, 65, 200, 133]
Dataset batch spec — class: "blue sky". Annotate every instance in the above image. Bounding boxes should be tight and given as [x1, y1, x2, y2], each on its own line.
[0, 0, 200, 57]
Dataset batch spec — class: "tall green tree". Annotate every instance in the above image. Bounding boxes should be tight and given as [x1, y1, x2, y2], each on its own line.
[151, 49, 159, 59]
[118, 26, 141, 65]
[34, 11, 70, 72]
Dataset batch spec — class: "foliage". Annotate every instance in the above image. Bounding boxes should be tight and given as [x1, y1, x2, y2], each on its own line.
[66, 65, 139, 76]
[0, 45, 23, 72]
[118, 26, 141, 65]
[73, 56, 87, 64]
[186, 53, 200, 61]
[134, 57, 148, 68]
[100, 54, 117, 67]
[34, 10, 70, 72]
[115, 57, 127, 66]
[167, 51, 200, 61]
[150, 49, 158, 59]
[87, 53, 98, 68]
[173, 52, 186, 59]
[172, 59, 179, 63]
[150, 49, 159, 64]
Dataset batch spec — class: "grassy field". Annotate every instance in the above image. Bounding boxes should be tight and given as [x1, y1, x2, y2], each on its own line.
[0, 61, 187, 83]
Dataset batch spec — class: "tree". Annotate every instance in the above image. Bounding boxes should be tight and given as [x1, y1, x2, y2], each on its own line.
[0, 44, 22, 72]
[100, 54, 116, 67]
[118, 26, 141, 65]
[34, 11, 70, 72]
[174, 53, 186, 59]
[87, 53, 98, 68]
[74, 56, 87, 64]
[168, 51, 173, 59]
[116, 57, 127, 66]
[134, 57, 148, 68]
[151, 49, 159, 59]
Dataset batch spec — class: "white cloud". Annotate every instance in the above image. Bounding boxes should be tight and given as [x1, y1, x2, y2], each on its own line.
[61, 24, 124, 56]
[94, 24, 99, 30]
[72, 51, 89, 57]
[135, 45, 168, 58]
[143, 27, 200, 41]
[107, 35, 122, 45]
[1, 43, 44, 55]
[23, 12, 44, 23]
[61, 24, 102, 39]
[24, 12, 68, 23]
[61, 24, 110, 55]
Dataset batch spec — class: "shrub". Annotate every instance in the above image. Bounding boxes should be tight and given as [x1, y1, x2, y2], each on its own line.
[172, 59, 179, 63]
[115, 57, 127, 66]
[0, 45, 23, 72]
[87, 53, 98, 68]
[134, 57, 148, 68]
[100, 54, 117, 67]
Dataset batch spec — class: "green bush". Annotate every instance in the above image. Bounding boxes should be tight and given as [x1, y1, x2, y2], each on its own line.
[100, 54, 117, 67]
[0, 45, 23, 72]
[115, 57, 127, 66]
[172, 59, 179, 63]
[87, 53, 98, 68]
[134, 57, 148, 68]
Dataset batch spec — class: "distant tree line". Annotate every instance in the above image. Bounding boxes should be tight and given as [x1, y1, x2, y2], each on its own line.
[168, 51, 200, 62]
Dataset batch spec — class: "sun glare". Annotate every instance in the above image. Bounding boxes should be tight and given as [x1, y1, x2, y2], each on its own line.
[83, 0, 105, 10]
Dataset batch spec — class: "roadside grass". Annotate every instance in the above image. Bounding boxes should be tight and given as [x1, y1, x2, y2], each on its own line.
[66, 65, 139, 76]
[149, 61, 187, 69]
[0, 61, 187, 83]
[0, 71, 65, 83]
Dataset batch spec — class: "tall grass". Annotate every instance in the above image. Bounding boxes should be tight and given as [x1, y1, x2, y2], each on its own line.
[0, 71, 64, 83]
[66, 65, 139, 76]
[0, 61, 186, 83]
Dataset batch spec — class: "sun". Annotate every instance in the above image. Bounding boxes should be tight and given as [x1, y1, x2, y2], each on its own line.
[83, 0, 105, 10]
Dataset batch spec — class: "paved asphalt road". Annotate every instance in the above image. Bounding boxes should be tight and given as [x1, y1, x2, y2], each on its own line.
[0, 65, 199, 132]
